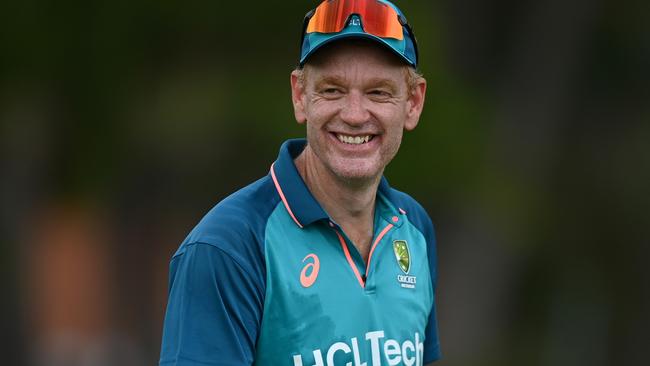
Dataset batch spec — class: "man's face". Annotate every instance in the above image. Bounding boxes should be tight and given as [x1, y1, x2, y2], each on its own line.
[290, 40, 427, 182]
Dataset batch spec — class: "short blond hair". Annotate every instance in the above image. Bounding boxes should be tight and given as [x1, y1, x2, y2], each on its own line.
[404, 66, 425, 92]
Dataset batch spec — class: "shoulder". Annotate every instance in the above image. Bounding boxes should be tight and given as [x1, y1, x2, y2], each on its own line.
[161, 176, 278, 364]
[385, 186, 435, 240]
[174, 174, 281, 267]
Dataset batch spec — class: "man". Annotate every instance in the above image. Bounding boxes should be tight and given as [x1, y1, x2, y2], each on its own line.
[159, 1, 440, 365]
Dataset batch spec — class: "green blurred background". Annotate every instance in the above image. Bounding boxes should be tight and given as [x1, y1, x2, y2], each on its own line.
[1, 0, 648, 365]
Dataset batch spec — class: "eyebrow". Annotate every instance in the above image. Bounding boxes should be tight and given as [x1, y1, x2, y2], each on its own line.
[313, 75, 346, 88]
[366, 78, 399, 92]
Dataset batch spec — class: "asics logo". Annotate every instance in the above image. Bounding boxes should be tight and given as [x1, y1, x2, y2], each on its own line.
[300, 253, 320, 288]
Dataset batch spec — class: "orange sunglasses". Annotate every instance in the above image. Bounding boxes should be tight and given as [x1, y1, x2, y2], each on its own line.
[305, 0, 405, 40]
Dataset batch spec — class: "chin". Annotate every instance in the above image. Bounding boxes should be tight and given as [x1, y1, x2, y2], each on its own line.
[328, 159, 382, 182]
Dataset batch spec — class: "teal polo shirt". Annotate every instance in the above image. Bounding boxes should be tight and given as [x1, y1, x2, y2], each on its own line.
[160, 139, 441, 366]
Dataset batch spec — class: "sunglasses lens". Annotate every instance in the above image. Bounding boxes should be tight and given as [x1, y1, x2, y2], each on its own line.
[306, 0, 404, 40]
[359, 1, 403, 39]
[306, 0, 352, 34]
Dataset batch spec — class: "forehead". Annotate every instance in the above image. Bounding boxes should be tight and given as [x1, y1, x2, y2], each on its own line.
[304, 40, 407, 83]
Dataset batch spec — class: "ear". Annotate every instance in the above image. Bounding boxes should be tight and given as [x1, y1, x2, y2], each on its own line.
[404, 78, 426, 131]
[290, 70, 307, 124]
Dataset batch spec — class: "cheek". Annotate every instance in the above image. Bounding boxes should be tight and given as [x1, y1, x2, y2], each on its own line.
[381, 108, 408, 132]
[385, 127, 404, 148]
[380, 111, 406, 151]
[305, 102, 340, 127]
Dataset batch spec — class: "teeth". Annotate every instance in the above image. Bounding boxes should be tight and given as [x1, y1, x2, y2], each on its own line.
[337, 134, 372, 145]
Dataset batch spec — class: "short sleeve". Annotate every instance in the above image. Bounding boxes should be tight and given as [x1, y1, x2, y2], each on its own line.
[159, 242, 264, 366]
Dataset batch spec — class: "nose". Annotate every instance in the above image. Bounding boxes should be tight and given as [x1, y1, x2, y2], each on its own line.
[339, 90, 370, 125]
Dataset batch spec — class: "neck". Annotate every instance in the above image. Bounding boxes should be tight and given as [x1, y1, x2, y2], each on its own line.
[294, 145, 382, 223]
[294, 145, 382, 263]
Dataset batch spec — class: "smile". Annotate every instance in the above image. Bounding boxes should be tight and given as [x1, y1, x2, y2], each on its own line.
[336, 134, 374, 145]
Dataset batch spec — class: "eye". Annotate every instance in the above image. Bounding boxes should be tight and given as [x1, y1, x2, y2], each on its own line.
[318, 87, 344, 98]
[369, 89, 392, 98]
[323, 88, 342, 94]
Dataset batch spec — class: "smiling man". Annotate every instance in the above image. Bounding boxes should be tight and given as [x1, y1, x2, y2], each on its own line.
[159, 1, 441, 365]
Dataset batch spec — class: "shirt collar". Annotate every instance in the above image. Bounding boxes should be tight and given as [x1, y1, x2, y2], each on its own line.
[270, 138, 402, 229]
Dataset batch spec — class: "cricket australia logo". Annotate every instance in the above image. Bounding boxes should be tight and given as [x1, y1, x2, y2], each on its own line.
[393, 240, 417, 289]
